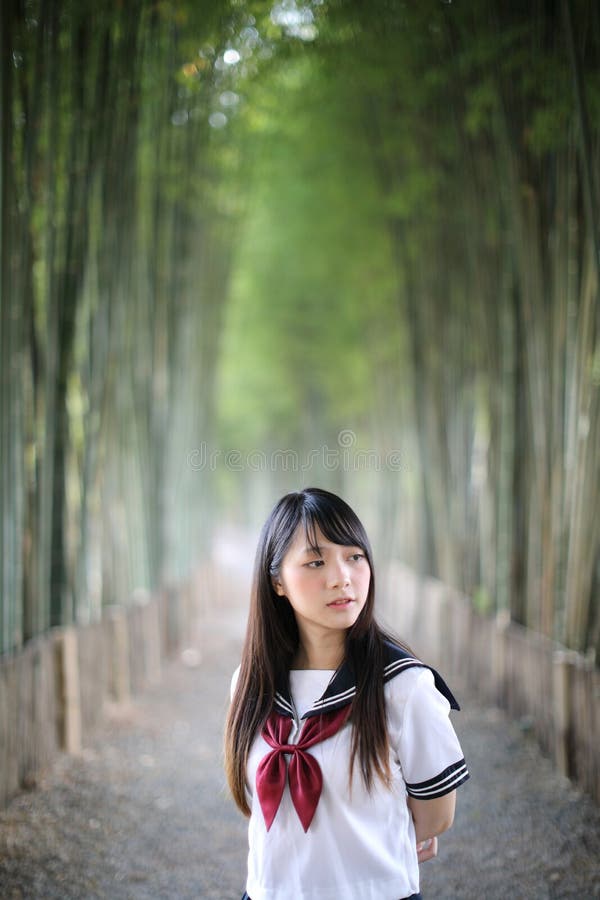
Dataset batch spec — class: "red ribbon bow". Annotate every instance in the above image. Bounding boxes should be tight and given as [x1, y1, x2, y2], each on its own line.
[256, 705, 351, 832]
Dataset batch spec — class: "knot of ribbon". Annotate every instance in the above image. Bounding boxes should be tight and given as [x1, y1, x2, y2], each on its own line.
[256, 705, 351, 832]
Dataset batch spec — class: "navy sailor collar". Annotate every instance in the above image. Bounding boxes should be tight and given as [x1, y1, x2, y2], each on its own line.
[274, 641, 460, 720]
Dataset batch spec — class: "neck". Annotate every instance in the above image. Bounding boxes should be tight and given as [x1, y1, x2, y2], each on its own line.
[293, 630, 346, 670]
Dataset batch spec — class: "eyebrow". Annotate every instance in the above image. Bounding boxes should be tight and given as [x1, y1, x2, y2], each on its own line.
[301, 544, 361, 555]
[301, 545, 325, 555]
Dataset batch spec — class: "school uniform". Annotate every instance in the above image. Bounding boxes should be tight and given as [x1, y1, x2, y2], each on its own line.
[234, 642, 469, 900]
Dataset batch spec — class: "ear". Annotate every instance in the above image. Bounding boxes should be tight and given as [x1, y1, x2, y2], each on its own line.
[272, 578, 286, 597]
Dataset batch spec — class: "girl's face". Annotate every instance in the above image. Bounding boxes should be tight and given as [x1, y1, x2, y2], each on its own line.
[272, 524, 371, 645]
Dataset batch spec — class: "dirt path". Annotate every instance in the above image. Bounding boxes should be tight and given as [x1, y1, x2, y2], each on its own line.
[1, 597, 599, 899]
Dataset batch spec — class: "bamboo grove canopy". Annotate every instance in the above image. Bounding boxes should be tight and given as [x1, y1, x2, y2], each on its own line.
[1, 0, 598, 661]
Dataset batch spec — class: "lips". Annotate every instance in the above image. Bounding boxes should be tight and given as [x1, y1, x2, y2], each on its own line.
[327, 597, 354, 607]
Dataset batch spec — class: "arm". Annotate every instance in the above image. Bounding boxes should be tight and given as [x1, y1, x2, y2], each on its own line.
[389, 667, 468, 862]
[407, 790, 456, 843]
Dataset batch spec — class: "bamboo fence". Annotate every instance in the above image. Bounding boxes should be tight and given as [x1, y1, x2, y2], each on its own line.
[0, 563, 225, 808]
[1, 560, 598, 810]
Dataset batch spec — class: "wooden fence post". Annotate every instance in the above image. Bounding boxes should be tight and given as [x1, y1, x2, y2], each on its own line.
[493, 610, 510, 707]
[552, 650, 573, 777]
[55, 627, 82, 754]
[107, 606, 131, 704]
[0, 658, 19, 805]
[142, 599, 162, 687]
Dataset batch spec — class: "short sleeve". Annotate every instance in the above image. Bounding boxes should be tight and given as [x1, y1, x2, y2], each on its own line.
[230, 665, 241, 700]
[394, 668, 469, 799]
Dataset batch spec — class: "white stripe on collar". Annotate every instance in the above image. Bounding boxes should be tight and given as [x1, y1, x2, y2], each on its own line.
[272, 642, 459, 719]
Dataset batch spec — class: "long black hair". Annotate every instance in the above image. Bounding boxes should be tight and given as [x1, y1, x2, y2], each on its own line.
[224, 487, 402, 815]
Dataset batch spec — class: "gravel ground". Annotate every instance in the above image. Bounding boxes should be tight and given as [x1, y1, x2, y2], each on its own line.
[1, 600, 599, 900]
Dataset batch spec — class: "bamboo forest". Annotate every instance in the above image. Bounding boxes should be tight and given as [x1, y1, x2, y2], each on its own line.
[0, 0, 600, 900]
[2, 0, 598, 657]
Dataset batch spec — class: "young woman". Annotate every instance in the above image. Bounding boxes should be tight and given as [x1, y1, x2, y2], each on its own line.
[224, 487, 469, 900]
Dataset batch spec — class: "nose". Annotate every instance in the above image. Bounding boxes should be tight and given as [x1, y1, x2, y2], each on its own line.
[327, 557, 351, 589]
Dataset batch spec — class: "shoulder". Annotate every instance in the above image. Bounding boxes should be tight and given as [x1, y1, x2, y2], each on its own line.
[384, 660, 434, 707]
[382, 640, 460, 711]
[381, 639, 424, 679]
[379, 640, 425, 704]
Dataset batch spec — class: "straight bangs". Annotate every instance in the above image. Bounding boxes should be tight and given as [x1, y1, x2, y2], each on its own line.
[300, 495, 373, 562]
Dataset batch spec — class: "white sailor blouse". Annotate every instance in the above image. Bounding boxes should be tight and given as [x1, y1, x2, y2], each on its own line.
[238, 643, 470, 900]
